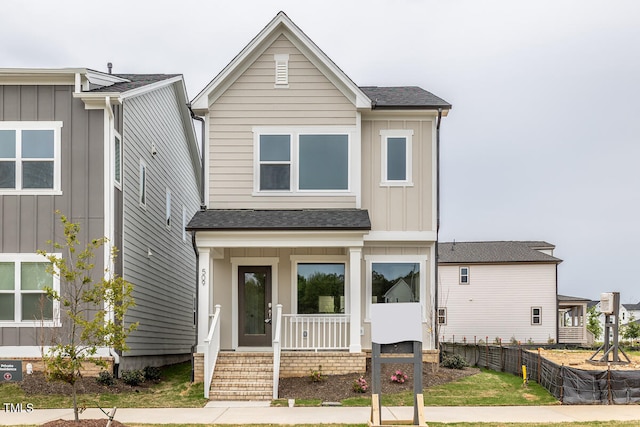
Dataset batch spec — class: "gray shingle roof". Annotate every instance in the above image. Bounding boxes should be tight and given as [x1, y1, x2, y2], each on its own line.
[90, 74, 180, 93]
[359, 86, 451, 109]
[186, 209, 371, 231]
[438, 241, 562, 264]
[623, 302, 640, 311]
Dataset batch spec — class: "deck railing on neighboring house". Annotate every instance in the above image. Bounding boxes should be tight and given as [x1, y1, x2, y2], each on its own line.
[281, 314, 350, 350]
[558, 326, 589, 345]
[203, 304, 221, 399]
[272, 304, 283, 399]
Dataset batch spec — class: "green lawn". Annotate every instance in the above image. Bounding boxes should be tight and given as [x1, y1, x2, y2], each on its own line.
[340, 369, 557, 407]
[0, 365, 556, 409]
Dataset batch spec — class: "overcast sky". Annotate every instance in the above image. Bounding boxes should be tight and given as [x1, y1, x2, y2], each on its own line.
[3, 0, 639, 302]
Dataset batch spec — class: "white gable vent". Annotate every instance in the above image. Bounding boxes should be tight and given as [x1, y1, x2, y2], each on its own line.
[274, 54, 289, 87]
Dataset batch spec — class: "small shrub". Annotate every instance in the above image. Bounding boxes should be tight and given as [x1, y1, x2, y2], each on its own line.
[510, 336, 518, 345]
[442, 353, 468, 370]
[352, 375, 368, 393]
[121, 369, 145, 386]
[309, 365, 324, 382]
[390, 369, 408, 384]
[143, 366, 162, 382]
[96, 370, 114, 386]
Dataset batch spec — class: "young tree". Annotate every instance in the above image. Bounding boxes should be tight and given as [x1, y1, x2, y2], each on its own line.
[622, 315, 640, 342]
[38, 213, 137, 422]
[587, 305, 602, 341]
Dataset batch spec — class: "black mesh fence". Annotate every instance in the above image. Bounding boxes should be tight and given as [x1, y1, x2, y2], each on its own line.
[441, 342, 640, 404]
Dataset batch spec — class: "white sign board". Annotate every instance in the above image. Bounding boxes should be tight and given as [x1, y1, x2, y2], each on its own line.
[370, 303, 422, 344]
[600, 293, 615, 315]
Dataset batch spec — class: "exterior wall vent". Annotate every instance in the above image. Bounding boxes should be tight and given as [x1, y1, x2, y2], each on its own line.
[274, 54, 289, 87]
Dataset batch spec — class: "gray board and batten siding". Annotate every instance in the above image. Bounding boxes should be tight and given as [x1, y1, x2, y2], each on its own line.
[0, 84, 105, 346]
[121, 83, 200, 363]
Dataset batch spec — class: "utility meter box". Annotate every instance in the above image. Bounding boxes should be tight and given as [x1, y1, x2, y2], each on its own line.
[600, 293, 615, 315]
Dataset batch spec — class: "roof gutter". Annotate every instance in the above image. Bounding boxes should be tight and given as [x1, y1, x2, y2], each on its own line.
[435, 107, 443, 352]
[188, 105, 207, 211]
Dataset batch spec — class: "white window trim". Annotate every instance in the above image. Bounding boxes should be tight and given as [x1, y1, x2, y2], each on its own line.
[437, 307, 447, 325]
[113, 131, 122, 190]
[274, 54, 289, 88]
[0, 121, 63, 195]
[165, 188, 172, 230]
[380, 129, 413, 187]
[532, 307, 542, 325]
[0, 253, 61, 327]
[290, 255, 348, 315]
[253, 126, 355, 196]
[459, 266, 470, 285]
[364, 255, 427, 322]
[139, 159, 147, 209]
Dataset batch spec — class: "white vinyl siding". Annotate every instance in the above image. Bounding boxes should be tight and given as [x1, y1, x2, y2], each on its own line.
[438, 263, 557, 344]
[208, 33, 357, 209]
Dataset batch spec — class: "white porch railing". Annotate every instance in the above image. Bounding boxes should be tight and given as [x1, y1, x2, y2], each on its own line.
[281, 314, 350, 350]
[203, 304, 221, 399]
[272, 304, 283, 399]
[559, 326, 586, 344]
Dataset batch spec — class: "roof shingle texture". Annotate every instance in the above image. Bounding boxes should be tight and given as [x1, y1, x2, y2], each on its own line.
[359, 86, 451, 109]
[187, 209, 371, 231]
[438, 241, 562, 264]
[90, 74, 179, 93]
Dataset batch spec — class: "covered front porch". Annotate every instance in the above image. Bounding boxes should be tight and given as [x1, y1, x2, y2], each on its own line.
[558, 295, 593, 346]
[188, 209, 372, 398]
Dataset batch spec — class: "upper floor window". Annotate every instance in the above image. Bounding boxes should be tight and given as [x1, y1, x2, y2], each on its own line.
[139, 159, 147, 208]
[0, 122, 62, 194]
[459, 266, 469, 284]
[165, 188, 172, 229]
[0, 253, 60, 326]
[114, 132, 122, 188]
[380, 129, 413, 186]
[437, 307, 447, 325]
[255, 128, 350, 193]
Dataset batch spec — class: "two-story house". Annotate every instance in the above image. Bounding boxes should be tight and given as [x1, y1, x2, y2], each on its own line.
[0, 68, 201, 372]
[438, 241, 563, 345]
[187, 12, 451, 399]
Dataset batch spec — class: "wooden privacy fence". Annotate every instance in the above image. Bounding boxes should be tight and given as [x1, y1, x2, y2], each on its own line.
[441, 342, 640, 404]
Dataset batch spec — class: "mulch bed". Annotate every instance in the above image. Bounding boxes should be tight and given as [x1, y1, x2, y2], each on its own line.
[20, 371, 151, 395]
[278, 361, 479, 402]
[42, 421, 127, 427]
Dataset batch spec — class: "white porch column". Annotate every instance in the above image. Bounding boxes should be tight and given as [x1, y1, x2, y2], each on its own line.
[349, 247, 362, 353]
[197, 247, 211, 352]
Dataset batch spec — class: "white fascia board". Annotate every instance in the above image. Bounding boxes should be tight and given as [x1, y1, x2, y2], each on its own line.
[85, 70, 129, 86]
[119, 75, 183, 100]
[195, 230, 366, 248]
[364, 231, 437, 242]
[0, 68, 86, 85]
[73, 92, 122, 109]
[191, 12, 371, 111]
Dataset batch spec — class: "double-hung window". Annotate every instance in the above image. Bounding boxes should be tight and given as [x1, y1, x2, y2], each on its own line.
[459, 267, 470, 284]
[0, 253, 60, 326]
[380, 129, 413, 186]
[438, 307, 447, 325]
[0, 122, 62, 194]
[531, 307, 542, 325]
[255, 129, 351, 193]
[114, 132, 122, 188]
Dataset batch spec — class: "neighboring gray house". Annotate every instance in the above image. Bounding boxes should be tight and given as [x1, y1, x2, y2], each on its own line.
[438, 241, 562, 345]
[0, 68, 201, 371]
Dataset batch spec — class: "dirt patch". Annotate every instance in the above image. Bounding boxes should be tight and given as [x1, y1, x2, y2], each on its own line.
[278, 362, 479, 402]
[533, 349, 640, 370]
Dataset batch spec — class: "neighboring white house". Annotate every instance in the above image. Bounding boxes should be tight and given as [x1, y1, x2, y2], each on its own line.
[589, 299, 640, 341]
[437, 241, 562, 345]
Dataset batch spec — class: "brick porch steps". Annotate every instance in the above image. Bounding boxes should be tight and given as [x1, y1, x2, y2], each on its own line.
[209, 352, 273, 401]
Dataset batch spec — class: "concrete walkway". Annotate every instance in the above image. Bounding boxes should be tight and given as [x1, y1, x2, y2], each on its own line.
[1, 403, 639, 425]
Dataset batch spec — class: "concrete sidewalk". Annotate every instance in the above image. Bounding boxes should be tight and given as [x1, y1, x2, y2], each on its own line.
[1, 403, 639, 425]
